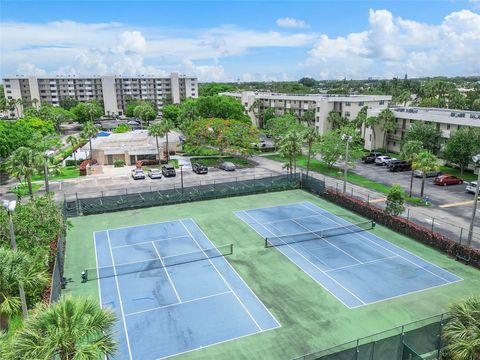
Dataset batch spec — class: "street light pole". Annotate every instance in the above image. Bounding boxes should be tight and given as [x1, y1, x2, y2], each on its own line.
[467, 154, 480, 247]
[341, 134, 353, 193]
[3, 200, 28, 319]
[180, 165, 184, 194]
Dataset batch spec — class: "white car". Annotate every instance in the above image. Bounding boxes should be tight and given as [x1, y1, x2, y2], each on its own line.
[375, 156, 394, 166]
[466, 181, 479, 194]
[148, 168, 162, 179]
[131, 169, 146, 180]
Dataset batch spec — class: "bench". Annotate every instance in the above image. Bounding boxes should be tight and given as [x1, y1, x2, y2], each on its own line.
[455, 252, 471, 265]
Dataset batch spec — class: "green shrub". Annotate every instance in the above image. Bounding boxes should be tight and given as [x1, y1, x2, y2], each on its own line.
[183, 144, 220, 156]
[65, 159, 84, 166]
[113, 159, 125, 167]
[113, 124, 131, 133]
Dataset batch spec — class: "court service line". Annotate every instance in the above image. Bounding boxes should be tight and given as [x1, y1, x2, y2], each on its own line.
[152, 241, 182, 303]
[125, 291, 232, 317]
[241, 211, 365, 306]
[178, 219, 263, 332]
[260, 213, 319, 225]
[324, 255, 399, 273]
[188, 217, 281, 329]
[111, 234, 192, 249]
[106, 230, 134, 360]
[301, 202, 456, 284]
[290, 218, 364, 264]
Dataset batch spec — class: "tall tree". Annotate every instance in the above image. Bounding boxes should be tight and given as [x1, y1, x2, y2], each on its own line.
[71, 101, 103, 123]
[196, 95, 250, 123]
[159, 119, 174, 162]
[444, 128, 480, 175]
[315, 127, 363, 167]
[400, 140, 424, 197]
[385, 184, 406, 216]
[412, 150, 439, 198]
[365, 116, 380, 150]
[81, 122, 98, 161]
[404, 122, 442, 155]
[148, 123, 164, 164]
[65, 135, 80, 163]
[161, 104, 181, 127]
[354, 106, 368, 136]
[278, 130, 303, 174]
[327, 110, 347, 130]
[396, 89, 411, 106]
[264, 113, 300, 146]
[6, 147, 43, 198]
[442, 296, 480, 360]
[303, 126, 319, 177]
[379, 108, 396, 149]
[133, 103, 157, 128]
[11, 297, 117, 360]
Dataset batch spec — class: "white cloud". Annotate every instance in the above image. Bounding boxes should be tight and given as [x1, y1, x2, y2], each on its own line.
[305, 9, 480, 79]
[276, 17, 310, 28]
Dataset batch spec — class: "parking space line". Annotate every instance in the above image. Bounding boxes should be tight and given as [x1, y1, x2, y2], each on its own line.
[439, 200, 474, 208]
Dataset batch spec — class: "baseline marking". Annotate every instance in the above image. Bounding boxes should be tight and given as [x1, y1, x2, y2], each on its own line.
[111, 234, 192, 249]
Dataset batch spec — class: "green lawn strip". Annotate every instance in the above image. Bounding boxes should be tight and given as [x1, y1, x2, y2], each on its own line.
[439, 166, 477, 182]
[63, 190, 480, 360]
[31, 166, 80, 182]
[266, 154, 426, 205]
[194, 156, 253, 167]
[10, 182, 42, 196]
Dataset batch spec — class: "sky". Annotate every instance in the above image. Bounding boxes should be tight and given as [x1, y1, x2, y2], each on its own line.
[1, 0, 479, 82]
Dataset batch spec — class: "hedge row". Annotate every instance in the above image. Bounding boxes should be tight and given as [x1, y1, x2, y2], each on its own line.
[323, 189, 480, 269]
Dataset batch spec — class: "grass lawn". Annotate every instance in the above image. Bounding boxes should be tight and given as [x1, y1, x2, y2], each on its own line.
[194, 156, 254, 168]
[31, 166, 80, 182]
[440, 166, 477, 182]
[64, 190, 480, 360]
[266, 154, 426, 205]
[10, 182, 42, 196]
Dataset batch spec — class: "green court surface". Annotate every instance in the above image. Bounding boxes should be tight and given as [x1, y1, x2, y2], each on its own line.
[63, 189, 480, 360]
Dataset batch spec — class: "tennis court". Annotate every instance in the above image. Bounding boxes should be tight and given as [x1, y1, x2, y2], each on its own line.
[236, 201, 463, 308]
[92, 218, 280, 360]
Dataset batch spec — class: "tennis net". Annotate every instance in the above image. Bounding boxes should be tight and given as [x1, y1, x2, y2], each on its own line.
[84, 243, 233, 281]
[264, 221, 375, 248]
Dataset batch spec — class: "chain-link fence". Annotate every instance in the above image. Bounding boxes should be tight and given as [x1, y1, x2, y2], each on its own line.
[49, 201, 67, 303]
[293, 314, 447, 360]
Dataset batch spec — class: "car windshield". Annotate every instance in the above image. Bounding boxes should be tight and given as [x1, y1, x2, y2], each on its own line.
[151, 169, 160, 173]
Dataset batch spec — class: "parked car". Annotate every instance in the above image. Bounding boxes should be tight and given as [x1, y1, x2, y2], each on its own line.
[413, 169, 442, 178]
[192, 163, 208, 174]
[148, 168, 162, 179]
[127, 120, 140, 125]
[465, 181, 478, 194]
[388, 160, 412, 172]
[433, 174, 464, 186]
[375, 156, 394, 166]
[384, 157, 397, 167]
[362, 151, 382, 164]
[131, 169, 146, 180]
[219, 162, 236, 171]
[162, 164, 176, 177]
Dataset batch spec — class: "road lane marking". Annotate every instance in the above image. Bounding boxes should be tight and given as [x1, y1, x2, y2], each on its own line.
[369, 198, 386, 203]
[439, 200, 474, 208]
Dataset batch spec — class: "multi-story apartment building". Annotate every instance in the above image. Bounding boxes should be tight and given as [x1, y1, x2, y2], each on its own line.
[2, 73, 198, 117]
[365, 107, 480, 152]
[221, 91, 391, 134]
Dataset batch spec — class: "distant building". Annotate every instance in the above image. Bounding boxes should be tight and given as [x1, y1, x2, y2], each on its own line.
[221, 91, 391, 134]
[366, 107, 480, 152]
[2, 73, 198, 117]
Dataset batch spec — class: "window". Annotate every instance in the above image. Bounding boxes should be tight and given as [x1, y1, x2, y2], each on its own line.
[447, 124, 450, 130]
[393, 142, 396, 147]
[5, 85, 11, 88]
[345, 102, 351, 106]
[345, 111, 351, 117]
[379, 100, 385, 105]
[358, 102, 364, 106]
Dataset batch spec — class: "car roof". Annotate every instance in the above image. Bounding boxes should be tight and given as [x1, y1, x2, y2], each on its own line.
[222, 162, 234, 165]
[150, 168, 160, 171]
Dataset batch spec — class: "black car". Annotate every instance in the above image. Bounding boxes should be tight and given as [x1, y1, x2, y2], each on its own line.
[388, 160, 412, 172]
[161, 164, 176, 177]
[362, 151, 382, 164]
[192, 163, 208, 174]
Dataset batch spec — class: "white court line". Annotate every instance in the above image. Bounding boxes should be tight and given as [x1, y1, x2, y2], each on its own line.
[179, 219, 263, 332]
[103, 219, 186, 233]
[240, 211, 365, 307]
[301, 202, 457, 284]
[125, 291, 232, 317]
[106, 230, 133, 360]
[260, 213, 319, 225]
[325, 256, 399, 273]
[111, 234, 192, 249]
[187, 217, 281, 329]
[290, 218, 363, 264]
[93, 233, 103, 310]
[152, 241, 182, 303]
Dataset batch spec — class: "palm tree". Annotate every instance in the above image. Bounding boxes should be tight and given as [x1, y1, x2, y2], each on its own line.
[159, 119, 174, 162]
[11, 297, 117, 360]
[81, 122, 98, 161]
[442, 296, 480, 360]
[365, 116, 379, 150]
[248, 99, 263, 128]
[278, 130, 302, 174]
[327, 110, 347, 130]
[303, 127, 318, 177]
[31, 98, 40, 110]
[397, 90, 411, 107]
[148, 123, 164, 164]
[412, 150, 439, 198]
[400, 140, 424, 197]
[379, 108, 395, 150]
[355, 106, 368, 136]
[6, 147, 43, 198]
[65, 135, 79, 163]
[0, 248, 48, 330]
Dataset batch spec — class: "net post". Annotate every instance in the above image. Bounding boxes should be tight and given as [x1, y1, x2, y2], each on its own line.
[230, 243, 233, 255]
[264, 238, 268, 248]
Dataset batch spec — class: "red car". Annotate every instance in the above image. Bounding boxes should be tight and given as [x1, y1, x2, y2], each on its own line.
[433, 174, 464, 186]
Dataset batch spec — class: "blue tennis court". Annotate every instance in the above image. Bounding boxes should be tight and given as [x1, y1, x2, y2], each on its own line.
[93, 218, 280, 360]
[236, 201, 462, 309]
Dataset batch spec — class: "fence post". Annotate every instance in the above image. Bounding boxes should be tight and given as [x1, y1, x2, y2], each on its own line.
[459, 228, 463, 245]
[125, 188, 128, 195]
[336, 183, 339, 193]
[351, 187, 354, 197]
[367, 194, 370, 204]
[437, 314, 445, 359]
[431, 217, 435, 232]
[355, 339, 360, 360]
[406, 208, 410, 222]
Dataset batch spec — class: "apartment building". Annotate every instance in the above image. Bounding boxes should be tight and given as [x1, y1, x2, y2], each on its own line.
[365, 107, 480, 152]
[221, 91, 391, 134]
[2, 73, 198, 117]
